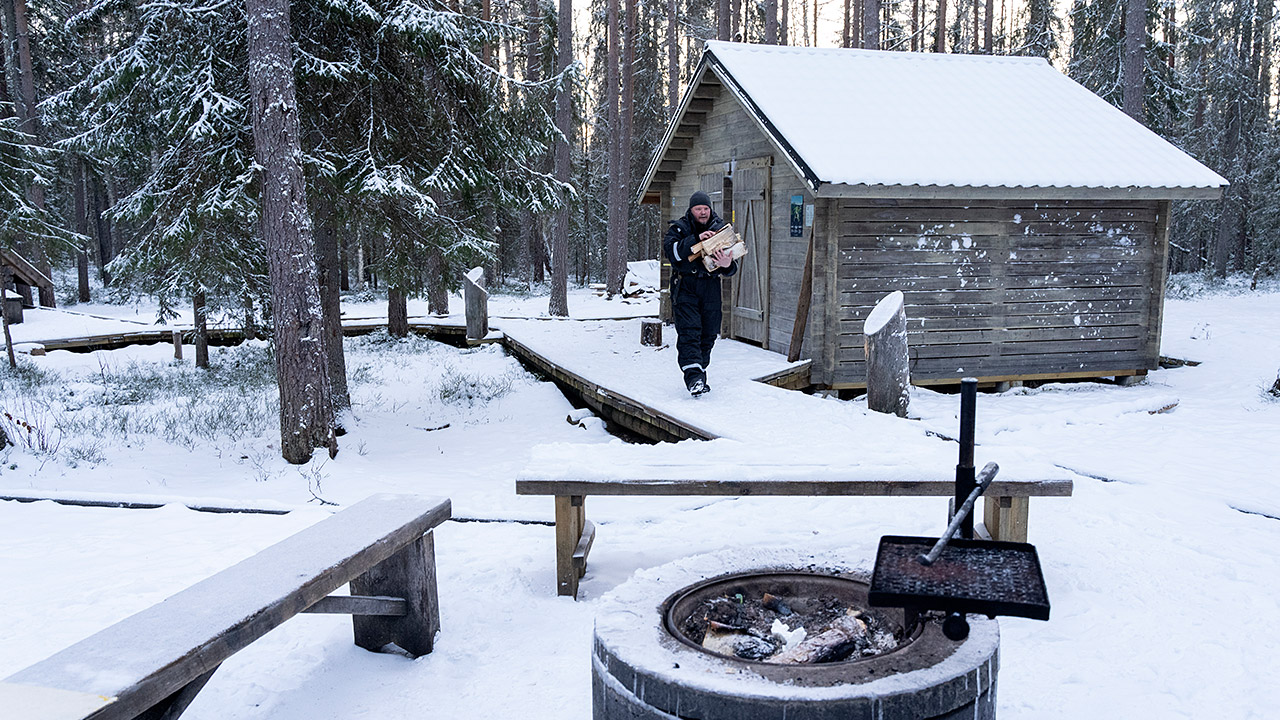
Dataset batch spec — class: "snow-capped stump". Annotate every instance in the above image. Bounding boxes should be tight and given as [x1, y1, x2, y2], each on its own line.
[863, 290, 910, 418]
[464, 266, 489, 342]
[639, 318, 663, 346]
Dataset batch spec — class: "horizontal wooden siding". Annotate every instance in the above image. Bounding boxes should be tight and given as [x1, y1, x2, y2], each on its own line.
[834, 198, 1162, 384]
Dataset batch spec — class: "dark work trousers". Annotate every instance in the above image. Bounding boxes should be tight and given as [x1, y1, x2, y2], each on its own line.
[672, 273, 723, 382]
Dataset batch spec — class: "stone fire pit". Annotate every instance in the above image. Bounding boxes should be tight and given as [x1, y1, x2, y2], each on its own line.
[592, 548, 999, 720]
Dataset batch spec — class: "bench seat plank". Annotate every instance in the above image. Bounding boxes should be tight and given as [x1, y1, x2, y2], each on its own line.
[516, 477, 1073, 497]
[5, 494, 450, 720]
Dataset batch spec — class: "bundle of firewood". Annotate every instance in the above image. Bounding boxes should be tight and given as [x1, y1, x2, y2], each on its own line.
[687, 224, 748, 272]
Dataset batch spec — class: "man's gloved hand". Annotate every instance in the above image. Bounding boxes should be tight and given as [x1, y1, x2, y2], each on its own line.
[713, 248, 732, 268]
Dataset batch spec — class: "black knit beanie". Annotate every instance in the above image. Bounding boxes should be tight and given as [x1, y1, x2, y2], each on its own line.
[688, 191, 712, 211]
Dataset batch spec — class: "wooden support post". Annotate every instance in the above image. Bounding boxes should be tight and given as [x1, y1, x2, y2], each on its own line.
[554, 495, 586, 597]
[171, 331, 183, 360]
[863, 291, 910, 417]
[134, 665, 219, 720]
[463, 267, 489, 342]
[350, 532, 441, 657]
[640, 319, 662, 346]
[984, 495, 1030, 543]
[787, 224, 815, 362]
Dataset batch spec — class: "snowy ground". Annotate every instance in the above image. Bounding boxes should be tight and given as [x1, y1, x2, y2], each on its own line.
[2, 276, 1279, 719]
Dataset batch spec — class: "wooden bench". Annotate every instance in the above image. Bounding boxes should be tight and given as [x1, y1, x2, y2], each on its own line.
[515, 476, 1072, 598]
[1, 493, 451, 720]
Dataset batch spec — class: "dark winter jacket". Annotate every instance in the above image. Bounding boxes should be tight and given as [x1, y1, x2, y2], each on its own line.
[663, 208, 738, 279]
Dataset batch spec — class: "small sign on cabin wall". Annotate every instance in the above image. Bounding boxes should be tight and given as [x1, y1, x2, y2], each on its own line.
[790, 195, 804, 237]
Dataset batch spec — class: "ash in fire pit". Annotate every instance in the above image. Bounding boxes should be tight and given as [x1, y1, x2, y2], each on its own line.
[676, 585, 900, 663]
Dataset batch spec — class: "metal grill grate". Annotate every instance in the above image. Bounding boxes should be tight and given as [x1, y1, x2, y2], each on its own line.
[868, 535, 1051, 621]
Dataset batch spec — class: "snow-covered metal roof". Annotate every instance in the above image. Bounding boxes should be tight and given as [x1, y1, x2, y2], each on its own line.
[645, 42, 1226, 199]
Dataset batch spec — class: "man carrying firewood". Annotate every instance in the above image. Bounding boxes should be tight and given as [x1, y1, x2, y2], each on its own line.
[664, 191, 738, 396]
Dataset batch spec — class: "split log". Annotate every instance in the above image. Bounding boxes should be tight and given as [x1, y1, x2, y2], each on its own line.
[863, 290, 910, 418]
[771, 611, 867, 664]
[640, 319, 662, 346]
[463, 266, 488, 341]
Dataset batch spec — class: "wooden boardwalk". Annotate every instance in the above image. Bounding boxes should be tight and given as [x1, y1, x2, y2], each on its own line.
[501, 319, 811, 443]
[23, 317, 481, 354]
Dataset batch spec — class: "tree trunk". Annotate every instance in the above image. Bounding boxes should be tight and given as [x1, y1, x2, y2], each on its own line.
[718, 0, 730, 40]
[524, 0, 543, 286]
[339, 230, 350, 291]
[934, 0, 947, 52]
[74, 160, 90, 303]
[1122, 0, 1144, 123]
[388, 286, 409, 338]
[313, 196, 350, 409]
[617, 0, 634, 291]
[983, 0, 993, 51]
[912, 0, 919, 51]
[245, 0, 337, 464]
[732, 0, 741, 40]
[853, 0, 863, 47]
[668, 0, 679, 109]
[426, 246, 449, 315]
[91, 174, 114, 286]
[482, 0, 493, 65]
[550, 0, 572, 318]
[842, 0, 851, 46]
[605, 0, 626, 295]
[2, 267, 15, 369]
[973, 0, 979, 52]
[780, 0, 788, 44]
[9, 0, 54, 308]
[193, 290, 210, 369]
[862, 0, 879, 49]
[765, 0, 778, 43]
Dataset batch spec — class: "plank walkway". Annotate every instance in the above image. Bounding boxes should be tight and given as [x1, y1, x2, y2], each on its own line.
[501, 319, 810, 442]
[14, 315, 481, 354]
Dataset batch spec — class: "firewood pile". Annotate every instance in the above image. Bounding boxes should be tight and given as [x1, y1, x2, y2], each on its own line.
[687, 224, 748, 272]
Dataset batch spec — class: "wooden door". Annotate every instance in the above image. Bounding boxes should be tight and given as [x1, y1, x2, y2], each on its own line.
[730, 161, 770, 345]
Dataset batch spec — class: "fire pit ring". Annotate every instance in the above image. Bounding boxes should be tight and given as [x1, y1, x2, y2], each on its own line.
[593, 548, 999, 720]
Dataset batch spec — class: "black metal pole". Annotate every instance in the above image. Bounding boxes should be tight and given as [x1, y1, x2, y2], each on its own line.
[956, 378, 977, 540]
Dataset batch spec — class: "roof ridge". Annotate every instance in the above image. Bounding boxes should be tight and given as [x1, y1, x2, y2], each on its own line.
[704, 40, 1049, 66]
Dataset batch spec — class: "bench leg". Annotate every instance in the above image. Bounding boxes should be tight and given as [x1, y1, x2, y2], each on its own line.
[555, 496, 586, 598]
[984, 496, 1030, 543]
[135, 665, 219, 720]
[350, 532, 441, 657]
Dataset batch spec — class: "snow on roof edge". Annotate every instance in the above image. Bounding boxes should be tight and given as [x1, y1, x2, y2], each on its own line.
[701, 41, 1228, 193]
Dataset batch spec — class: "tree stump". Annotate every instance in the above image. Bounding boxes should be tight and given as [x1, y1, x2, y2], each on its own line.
[640, 319, 662, 346]
[863, 291, 910, 418]
[464, 267, 489, 342]
[172, 330, 183, 360]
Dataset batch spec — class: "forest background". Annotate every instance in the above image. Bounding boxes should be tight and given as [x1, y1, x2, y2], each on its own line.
[0, 0, 1276, 461]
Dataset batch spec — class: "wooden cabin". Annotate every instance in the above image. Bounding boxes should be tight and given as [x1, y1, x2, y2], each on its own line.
[639, 42, 1226, 389]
